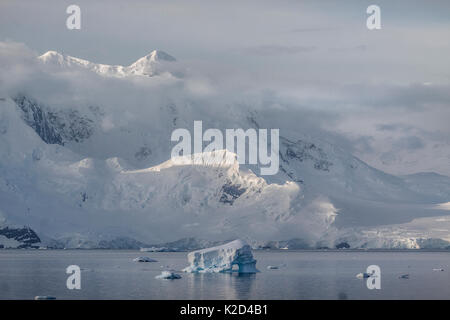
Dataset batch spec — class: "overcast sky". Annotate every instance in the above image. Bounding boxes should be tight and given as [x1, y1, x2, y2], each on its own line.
[1, 0, 450, 175]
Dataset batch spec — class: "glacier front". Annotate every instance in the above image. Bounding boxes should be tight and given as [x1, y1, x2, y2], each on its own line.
[183, 239, 259, 273]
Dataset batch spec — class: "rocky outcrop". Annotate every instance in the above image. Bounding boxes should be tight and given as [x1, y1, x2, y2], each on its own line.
[0, 226, 41, 248]
[13, 95, 94, 145]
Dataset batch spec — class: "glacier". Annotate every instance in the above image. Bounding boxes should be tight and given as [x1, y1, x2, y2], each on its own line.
[183, 240, 259, 273]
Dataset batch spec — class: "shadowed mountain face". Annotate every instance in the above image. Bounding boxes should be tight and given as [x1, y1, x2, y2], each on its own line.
[14, 95, 95, 145]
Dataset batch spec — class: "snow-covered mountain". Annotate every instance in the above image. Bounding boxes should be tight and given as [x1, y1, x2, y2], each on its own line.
[38, 50, 178, 77]
[1, 47, 449, 249]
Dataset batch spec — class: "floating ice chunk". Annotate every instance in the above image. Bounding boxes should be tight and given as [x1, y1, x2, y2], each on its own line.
[183, 239, 259, 273]
[156, 271, 182, 279]
[34, 296, 56, 300]
[133, 256, 157, 262]
[356, 272, 371, 279]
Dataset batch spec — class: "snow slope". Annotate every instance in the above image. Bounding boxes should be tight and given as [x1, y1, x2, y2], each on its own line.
[0, 46, 449, 249]
[0, 97, 314, 246]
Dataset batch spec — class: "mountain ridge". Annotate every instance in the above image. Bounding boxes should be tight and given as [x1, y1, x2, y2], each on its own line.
[38, 49, 177, 77]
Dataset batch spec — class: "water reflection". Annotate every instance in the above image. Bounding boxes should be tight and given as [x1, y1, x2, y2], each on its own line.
[1, 250, 450, 299]
[338, 292, 348, 300]
[228, 273, 256, 299]
[186, 272, 256, 299]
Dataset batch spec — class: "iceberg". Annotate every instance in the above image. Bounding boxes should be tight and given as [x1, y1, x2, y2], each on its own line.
[183, 239, 259, 273]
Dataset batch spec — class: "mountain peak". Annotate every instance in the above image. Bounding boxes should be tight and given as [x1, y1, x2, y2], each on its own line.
[41, 50, 61, 57]
[127, 50, 176, 76]
[131, 50, 176, 65]
[147, 50, 176, 62]
[39, 50, 65, 62]
[38, 50, 92, 68]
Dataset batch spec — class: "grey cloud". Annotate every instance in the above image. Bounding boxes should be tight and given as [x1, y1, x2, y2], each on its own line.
[244, 45, 316, 56]
[328, 45, 367, 53]
[290, 27, 336, 33]
[376, 124, 414, 132]
[1, 0, 450, 177]
[393, 136, 425, 151]
[326, 83, 450, 112]
[352, 136, 375, 154]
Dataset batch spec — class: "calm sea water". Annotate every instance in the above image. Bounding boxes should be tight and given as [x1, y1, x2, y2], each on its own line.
[0, 250, 449, 300]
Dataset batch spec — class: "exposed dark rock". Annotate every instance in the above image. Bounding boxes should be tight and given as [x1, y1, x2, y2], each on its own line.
[0, 226, 41, 248]
[281, 137, 333, 172]
[336, 242, 351, 249]
[220, 182, 246, 205]
[13, 95, 94, 145]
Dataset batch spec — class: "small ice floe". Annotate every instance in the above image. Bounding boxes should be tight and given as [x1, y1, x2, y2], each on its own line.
[34, 296, 56, 300]
[155, 271, 182, 279]
[433, 268, 444, 272]
[133, 256, 158, 262]
[356, 272, 372, 279]
[399, 274, 409, 279]
[267, 265, 279, 270]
